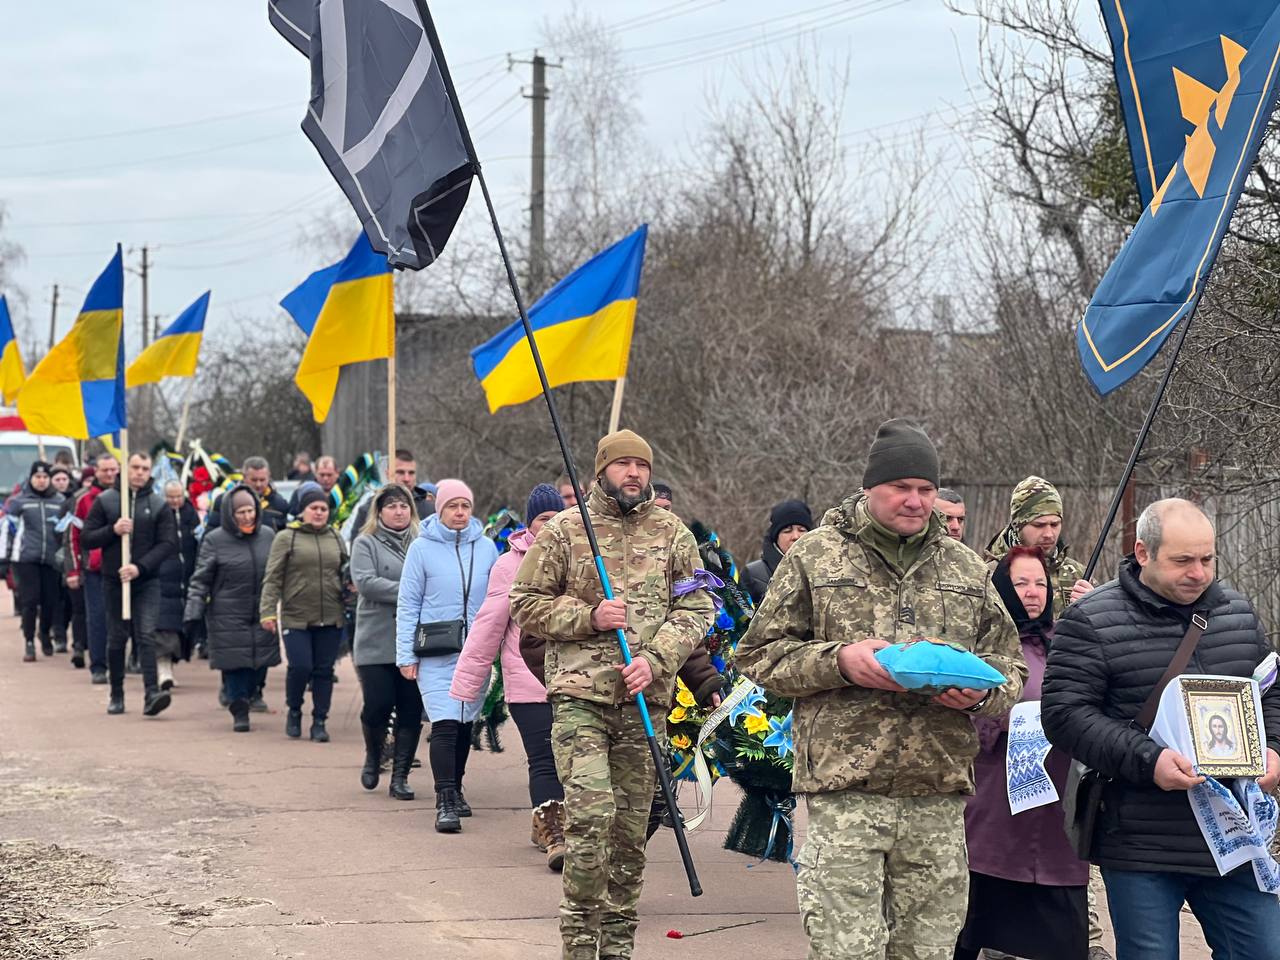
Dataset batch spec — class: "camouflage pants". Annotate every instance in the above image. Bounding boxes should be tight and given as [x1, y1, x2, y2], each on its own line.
[551, 696, 658, 960]
[797, 790, 968, 960]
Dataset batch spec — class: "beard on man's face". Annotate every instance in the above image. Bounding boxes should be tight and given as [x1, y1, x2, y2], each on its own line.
[600, 476, 651, 515]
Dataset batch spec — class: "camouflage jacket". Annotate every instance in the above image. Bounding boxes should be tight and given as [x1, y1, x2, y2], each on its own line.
[986, 537, 1087, 619]
[508, 485, 714, 706]
[735, 493, 1026, 798]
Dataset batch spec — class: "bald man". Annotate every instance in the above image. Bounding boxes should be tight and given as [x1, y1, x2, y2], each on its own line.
[1043, 499, 1280, 959]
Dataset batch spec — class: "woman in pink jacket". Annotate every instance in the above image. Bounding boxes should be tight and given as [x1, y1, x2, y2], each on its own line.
[451, 483, 566, 871]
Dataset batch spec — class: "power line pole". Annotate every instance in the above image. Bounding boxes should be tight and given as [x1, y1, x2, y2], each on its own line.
[140, 246, 150, 350]
[529, 53, 547, 298]
[48, 284, 59, 351]
[512, 52, 559, 298]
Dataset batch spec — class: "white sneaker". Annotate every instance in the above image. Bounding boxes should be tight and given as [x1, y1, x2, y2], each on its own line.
[158, 658, 176, 691]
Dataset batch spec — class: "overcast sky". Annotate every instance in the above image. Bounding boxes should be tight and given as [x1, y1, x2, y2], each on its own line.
[2, 0, 991, 353]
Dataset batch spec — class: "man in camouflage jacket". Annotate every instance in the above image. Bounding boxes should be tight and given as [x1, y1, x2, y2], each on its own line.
[737, 419, 1026, 960]
[985, 475, 1093, 618]
[509, 429, 714, 960]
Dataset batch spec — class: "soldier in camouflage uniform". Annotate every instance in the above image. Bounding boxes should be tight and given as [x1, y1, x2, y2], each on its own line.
[984, 476, 1093, 617]
[736, 419, 1026, 960]
[509, 429, 714, 960]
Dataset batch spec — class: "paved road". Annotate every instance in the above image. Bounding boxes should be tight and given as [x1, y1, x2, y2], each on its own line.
[0, 619, 805, 959]
[1, 613, 1215, 959]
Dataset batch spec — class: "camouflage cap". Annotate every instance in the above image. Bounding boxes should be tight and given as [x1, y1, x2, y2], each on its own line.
[1010, 476, 1064, 528]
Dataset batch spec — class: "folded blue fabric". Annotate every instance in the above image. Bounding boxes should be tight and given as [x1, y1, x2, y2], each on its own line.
[875, 640, 1006, 691]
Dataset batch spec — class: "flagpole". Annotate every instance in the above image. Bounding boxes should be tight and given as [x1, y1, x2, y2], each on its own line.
[608, 376, 626, 434]
[174, 377, 195, 451]
[415, 0, 702, 898]
[387, 325, 397, 462]
[1083, 310, 1197, 581]
[119, 427, 132, 621]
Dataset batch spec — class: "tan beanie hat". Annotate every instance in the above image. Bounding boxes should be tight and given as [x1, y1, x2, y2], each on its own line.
[594, 429, 653, 476]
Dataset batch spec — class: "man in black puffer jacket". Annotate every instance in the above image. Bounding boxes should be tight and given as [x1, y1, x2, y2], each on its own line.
[82, 452, 177, 718]
[1043, 498, 1280, 959]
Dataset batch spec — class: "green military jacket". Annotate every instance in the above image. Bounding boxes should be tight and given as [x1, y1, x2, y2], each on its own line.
[736, 493, 1026, 798]
[985, 537, 1087, 619]
[509, 485, 714, 707]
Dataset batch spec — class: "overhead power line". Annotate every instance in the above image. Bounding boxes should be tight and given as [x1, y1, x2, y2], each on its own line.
[0, 101, 299, 151]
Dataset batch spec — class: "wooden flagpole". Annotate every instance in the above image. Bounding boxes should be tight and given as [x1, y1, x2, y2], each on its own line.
[607, 376, 626, 434]
[174, 376, 195, 451]
[387, 319, 397, 460]
[119, 427, 132, 620]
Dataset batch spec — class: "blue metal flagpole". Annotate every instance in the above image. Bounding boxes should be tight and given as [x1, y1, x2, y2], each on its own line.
[413, 0, 703, 898]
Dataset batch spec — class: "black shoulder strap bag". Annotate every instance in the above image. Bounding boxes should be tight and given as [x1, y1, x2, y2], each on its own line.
[412, 538, 475, 658]
[1063, 612, 1207, 860]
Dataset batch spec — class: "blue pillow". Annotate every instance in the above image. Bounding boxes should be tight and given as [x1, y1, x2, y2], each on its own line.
[875, 640, 1006, 691]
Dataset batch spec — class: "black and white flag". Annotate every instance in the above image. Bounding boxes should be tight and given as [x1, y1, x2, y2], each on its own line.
[270, 0, 474, 270]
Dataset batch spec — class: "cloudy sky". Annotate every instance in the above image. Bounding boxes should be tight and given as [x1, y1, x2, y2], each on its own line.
[2, 1, 996, 354]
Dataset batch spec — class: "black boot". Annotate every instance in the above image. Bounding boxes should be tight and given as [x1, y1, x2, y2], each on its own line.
[435, 788, 462, 833]
[107, 692, 124, 715]
[310, 718, 329, 742]
[71, 650, 85, 669]
[456, 788, 473, 817]
[361, 722, 383, 790]
[285, 709, 302, 738]
[40, 637, 53, 657]
[23, 640, 35, 662]
[389, 725, 420, 800]
[230, 698, 251, 733]
[143, 688, 172, 717]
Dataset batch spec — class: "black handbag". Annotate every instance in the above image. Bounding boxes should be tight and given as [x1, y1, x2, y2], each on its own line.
[1062, 613, 1207, 859]
[413, 619, 466, 657]
[410, 538, 476, 658]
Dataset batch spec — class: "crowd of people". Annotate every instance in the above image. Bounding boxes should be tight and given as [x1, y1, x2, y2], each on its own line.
[7, 422, 1279, 960]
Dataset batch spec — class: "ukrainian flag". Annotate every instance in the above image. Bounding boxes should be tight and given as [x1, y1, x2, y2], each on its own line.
[126, 290, 210, 388]
[281, 233, 394, 423]
[0, 295, 26, 405]
[470, 225, 647, 413]
[18, 247, 126, 438]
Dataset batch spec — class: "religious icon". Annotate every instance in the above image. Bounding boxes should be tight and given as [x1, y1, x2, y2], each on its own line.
[1182, 678, 1265, 778]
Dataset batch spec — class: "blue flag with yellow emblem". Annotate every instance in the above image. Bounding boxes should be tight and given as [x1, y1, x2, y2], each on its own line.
[1082, 2, 1280, 394]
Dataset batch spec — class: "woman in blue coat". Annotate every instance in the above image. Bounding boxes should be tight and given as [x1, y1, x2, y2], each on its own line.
[395, 478, 497, 834]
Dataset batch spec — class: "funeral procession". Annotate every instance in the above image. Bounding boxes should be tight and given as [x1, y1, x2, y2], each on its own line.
[5, 2, 1280, 959]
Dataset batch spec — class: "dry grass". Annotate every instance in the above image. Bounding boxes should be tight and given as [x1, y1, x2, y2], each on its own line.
[0, 839, 117, 959]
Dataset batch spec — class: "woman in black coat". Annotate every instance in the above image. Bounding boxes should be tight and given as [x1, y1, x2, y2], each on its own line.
[184, 485, 280, 732]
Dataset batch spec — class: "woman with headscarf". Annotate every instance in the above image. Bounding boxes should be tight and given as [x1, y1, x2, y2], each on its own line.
[744, 499, 813, 605]
[185, 485, 280, 731]
[954, 545, 1089, 960]
[351, 483, 422, 799]
[452, 482, 566, 868]
[260, 486, 348, 742]
[396, 478, 498, 834]
[154, 479, 200, 691]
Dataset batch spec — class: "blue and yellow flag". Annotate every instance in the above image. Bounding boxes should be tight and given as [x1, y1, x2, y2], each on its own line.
[1082, 3, 1280, 394]
[18, 247, 126, 437]
[281, 234, 394, 422]
[0, 295, 26, 405]
[470, 225, 647, 413]
[126, 290, 210, 388]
